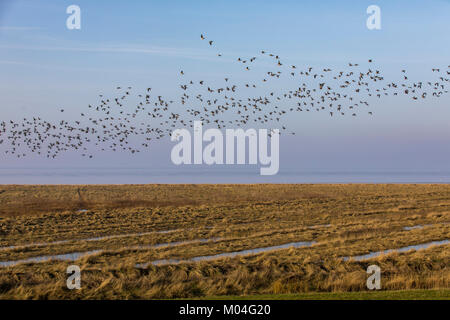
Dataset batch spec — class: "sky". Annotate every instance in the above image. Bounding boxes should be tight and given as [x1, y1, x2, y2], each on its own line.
[0, 0, 450, 183]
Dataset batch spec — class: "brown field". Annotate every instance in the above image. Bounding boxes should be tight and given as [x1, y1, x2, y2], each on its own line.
[0, 184, 449, 299]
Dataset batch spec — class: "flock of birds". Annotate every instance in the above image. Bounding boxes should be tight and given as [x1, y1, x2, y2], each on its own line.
[0, 34, 449, 159]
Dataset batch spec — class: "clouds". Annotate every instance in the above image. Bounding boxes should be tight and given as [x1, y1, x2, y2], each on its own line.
[0, 43, 219, 62]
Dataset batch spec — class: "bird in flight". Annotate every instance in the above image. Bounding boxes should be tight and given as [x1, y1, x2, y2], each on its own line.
[1, 35, 448, 160]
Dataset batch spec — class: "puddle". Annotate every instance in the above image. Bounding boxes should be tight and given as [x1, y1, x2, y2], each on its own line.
[403, 225, 427, 231]
[0, 238, 217, 268]
[403, 222, 449, 230]
[81, 229, 177, 242]
[0, 239, 71, 251]
[0, 250, 102, 268]
[77, 209, 88, 213]
[0, 229, 178, 251]
[343, 239, 450, 261]
[308, 224, 331, 229]
[137, 241, 316, 268]
[138, 238, 219, 250]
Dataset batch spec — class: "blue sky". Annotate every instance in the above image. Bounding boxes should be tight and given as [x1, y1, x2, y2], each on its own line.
[0, 0, 449, 183]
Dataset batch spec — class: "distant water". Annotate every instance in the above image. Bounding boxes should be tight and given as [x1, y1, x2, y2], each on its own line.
[0, 229, 178, 251]
[1, 167, 450, 184]
[0, 238, 219, 268]
[137, 241, 316, 268]
[343, 239, 450, 261]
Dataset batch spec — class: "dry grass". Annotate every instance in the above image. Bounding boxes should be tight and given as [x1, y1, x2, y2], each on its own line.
[0, 184, 449, 299]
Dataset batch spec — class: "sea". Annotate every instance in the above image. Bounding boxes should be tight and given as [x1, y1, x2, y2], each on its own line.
[1, 167, 450, 184]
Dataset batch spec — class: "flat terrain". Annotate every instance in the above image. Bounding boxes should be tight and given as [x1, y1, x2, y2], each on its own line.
[0, 184, 449, 299]
[205, 289, 450, 300]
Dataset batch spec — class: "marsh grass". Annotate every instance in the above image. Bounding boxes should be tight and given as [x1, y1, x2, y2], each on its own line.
[0, 184, 448, 299]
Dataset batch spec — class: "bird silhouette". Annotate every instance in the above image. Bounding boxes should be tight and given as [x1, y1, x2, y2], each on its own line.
[0, 36, 448, 159]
